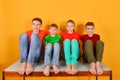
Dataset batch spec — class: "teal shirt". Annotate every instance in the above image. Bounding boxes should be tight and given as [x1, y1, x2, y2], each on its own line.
[43, 35, 61, 44]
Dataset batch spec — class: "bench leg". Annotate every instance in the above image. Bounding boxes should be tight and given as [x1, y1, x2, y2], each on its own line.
[2, 71, 5, 80]
[96, 76, 98, 80]
[23, 75, 25, 80]
[110, 70, 112, 80]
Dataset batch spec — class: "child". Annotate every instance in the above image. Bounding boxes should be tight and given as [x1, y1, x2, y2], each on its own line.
[61, 20, 81, 74]
[80, 22, 104, 75]
[43, 23, 61, 76]
[18, 18, 47, 75]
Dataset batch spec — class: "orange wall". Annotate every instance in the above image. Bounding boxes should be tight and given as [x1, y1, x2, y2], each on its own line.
[0, 0, 120, 80]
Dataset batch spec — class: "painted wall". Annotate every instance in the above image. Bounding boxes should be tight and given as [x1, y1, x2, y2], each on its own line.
[0, 0, 120, 80]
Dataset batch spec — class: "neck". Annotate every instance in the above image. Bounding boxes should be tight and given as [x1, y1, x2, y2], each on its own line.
[68, 31, 73, 34]
[88, 34, 94, 37]
[33, 30, 39, 33]
[50, 34, 56, 37]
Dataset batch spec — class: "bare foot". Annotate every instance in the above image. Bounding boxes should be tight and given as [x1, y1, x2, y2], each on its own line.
[26, 63, 34, 75]
[53, 65, 60, 74]
[43, 66, 50, 76]
[89, 63, 96, 74]
[64, 65, 71, 74]
[71, 65, 78, 74]
[17, 62, 27, 75]
[96, 61, 103, 75]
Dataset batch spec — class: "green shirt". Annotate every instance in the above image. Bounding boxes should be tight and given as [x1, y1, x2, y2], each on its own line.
[43, 35, 61, 44]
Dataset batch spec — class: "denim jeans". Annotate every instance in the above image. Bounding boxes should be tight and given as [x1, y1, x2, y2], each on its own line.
[44, 43, 60, 66]
[63, 39, 80, 65]
[19, 33, 42, 63]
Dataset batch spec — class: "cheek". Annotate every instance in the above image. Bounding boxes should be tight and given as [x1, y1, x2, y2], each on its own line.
[66, 27, 70, 30]
[86, 29, 90, 32]
[37, 26, 40, 29]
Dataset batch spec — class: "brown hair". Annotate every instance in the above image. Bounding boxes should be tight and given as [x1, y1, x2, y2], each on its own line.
[32, 18, 42, 24]
[50, 23, 58, 29]
[85, 22, 94, 27]
[67, 20, 75, 26]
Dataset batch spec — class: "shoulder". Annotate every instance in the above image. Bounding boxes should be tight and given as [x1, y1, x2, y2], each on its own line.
[61, 32, 67, 35]
[74, 32, 80, 35]
[45, 35, 50, 38]
[39, 30, 48, 36]
[40, 30, 47, 33]
[56, 35, 61, 38]
[81, 34, 88, 37]
[25, 30, 33, 33]
[61, 32, 68, 36]
[25, 30, 33, 36]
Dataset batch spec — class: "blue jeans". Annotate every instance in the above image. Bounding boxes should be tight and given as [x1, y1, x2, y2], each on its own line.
[44, 43, 60, 66]
[19, 33, 42, 63]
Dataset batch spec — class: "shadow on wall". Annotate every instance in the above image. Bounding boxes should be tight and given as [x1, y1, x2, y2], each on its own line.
[59, 21, 67, 34]
[76, 23, 85, 34]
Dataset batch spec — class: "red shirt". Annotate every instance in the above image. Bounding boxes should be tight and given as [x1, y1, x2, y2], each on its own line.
[61, 32, 80, 41]
[26, 30, 48, 43]
[80, 34, 100, 48]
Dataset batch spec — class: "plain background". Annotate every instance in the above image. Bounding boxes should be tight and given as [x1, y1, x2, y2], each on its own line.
[0, 0, 120, 80]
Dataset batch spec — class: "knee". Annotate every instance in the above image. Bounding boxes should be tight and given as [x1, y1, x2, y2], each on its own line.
[71, 39, 77, 42]
[63, 39, 70, 44]
[96, 40, 104, 47]
[46, 43, 52, 48]
[45, 43, 52, 50]
[84, 40, 93, 45]
[31, 33, 39, 40]
[54, 43, 60, 47]
[20, 33, 28, 40]
[64, 39, 70, 42]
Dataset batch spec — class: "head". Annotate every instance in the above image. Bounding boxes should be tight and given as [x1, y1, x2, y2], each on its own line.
[49, 23, 58, 36]
[32, 18, 42, 32]
[85, 22, 95, 37]
[66, 20, 75, 33]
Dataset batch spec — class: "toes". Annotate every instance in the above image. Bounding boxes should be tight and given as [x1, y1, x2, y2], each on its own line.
[43, 66, 50, 76]
[89, 69, 96, 74]
[43, 71, 50, 76]
[55, 70, 59, 74]
[26, 70, 33, 75]
[97, 70, 103, 75]
[17, 69, 25, 75]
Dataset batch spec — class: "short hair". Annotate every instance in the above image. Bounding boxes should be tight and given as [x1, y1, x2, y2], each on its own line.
[85, 22, 94, 27]
[67, 20, 75, 25]
[32, 18, 42, 24]
[50, 23, 58, 29]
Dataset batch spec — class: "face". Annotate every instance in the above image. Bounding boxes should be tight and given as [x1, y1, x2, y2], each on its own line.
[49, 27, 58, 36]
[86, 25, 95, 37]
[66, 22, 75, 33]
[32, 20, 41, 32]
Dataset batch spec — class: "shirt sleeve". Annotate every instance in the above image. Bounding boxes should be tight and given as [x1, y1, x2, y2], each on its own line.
[78, 33, 81, 41]
[94, 34, 100, 40]
[80, 35, 83, 41]
[61, 33, 64, 41]
[59, 36, 62, 42]
[43, 37, 47, 44]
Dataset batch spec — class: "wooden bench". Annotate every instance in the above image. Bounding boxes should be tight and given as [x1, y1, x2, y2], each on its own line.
[2, 60, 112, 80]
